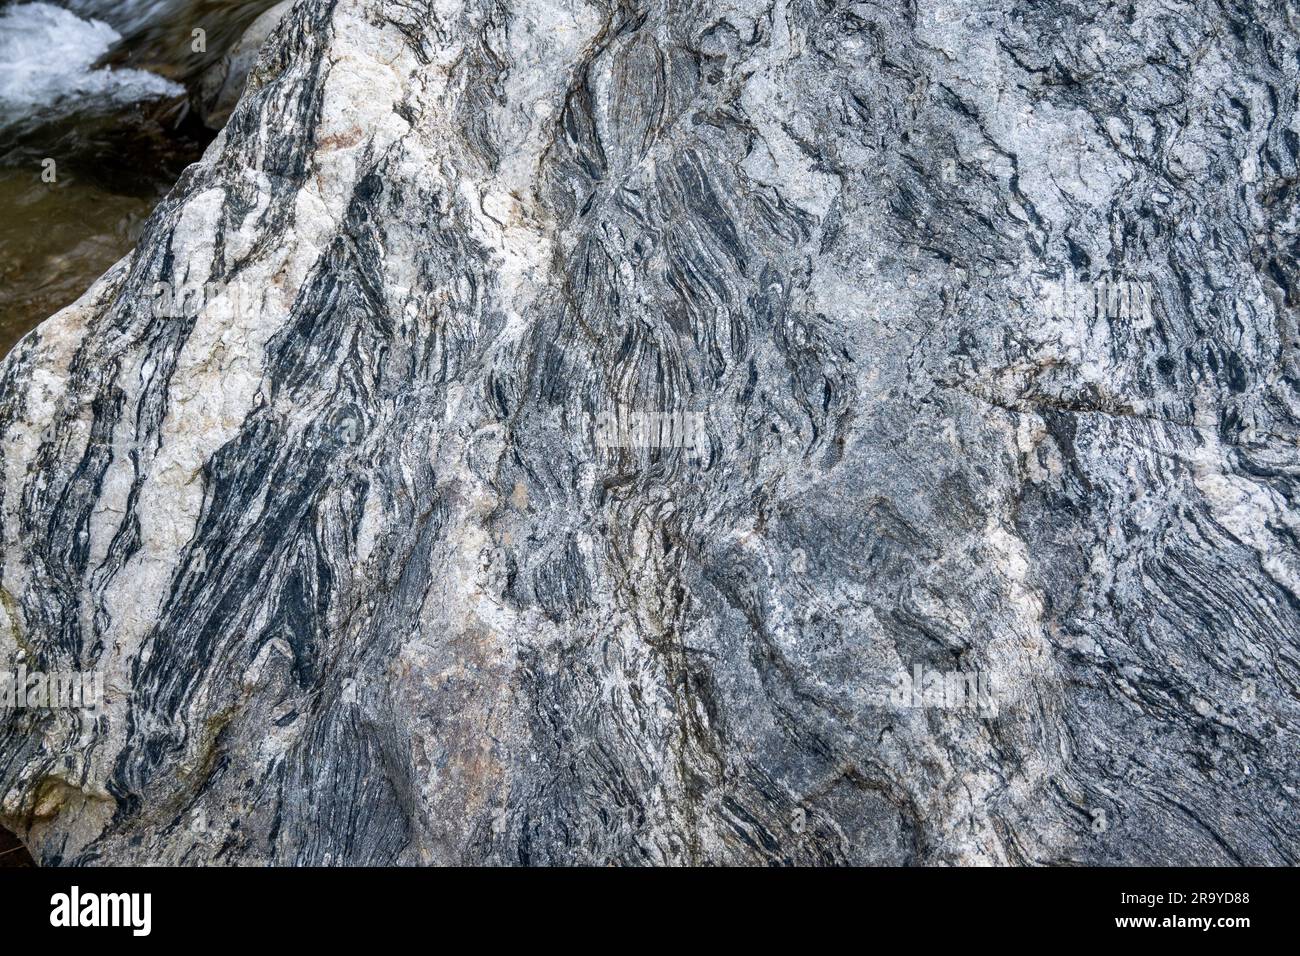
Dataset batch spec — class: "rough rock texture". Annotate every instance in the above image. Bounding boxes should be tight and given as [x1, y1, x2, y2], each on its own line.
[1, 0, 1298, 866]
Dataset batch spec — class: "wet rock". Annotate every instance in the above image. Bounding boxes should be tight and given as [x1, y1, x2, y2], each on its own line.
[0, 0, 1297, 865]
[196, 1, 292, 129]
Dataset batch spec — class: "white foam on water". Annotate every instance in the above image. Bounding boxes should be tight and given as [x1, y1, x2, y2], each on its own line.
[0, 2, 183, 117]
[58, 0, 177, 36]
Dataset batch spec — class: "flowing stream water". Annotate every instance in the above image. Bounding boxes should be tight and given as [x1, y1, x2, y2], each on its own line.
[0, 0, 278, 357]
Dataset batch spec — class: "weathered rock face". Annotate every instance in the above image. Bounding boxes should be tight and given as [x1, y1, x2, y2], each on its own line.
[1, 0, 1297, 866]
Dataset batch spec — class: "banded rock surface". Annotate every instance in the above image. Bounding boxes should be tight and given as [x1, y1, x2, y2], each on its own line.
[1, 0, 1298, 865]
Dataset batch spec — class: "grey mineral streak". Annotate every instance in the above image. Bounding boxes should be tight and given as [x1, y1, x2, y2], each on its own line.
[1, 0, 1297, 865]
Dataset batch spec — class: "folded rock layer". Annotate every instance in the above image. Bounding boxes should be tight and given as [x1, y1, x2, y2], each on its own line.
[1, 0, 1297, 865]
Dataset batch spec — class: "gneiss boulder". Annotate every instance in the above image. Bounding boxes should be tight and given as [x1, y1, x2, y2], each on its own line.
[1, 0, 1296, 865]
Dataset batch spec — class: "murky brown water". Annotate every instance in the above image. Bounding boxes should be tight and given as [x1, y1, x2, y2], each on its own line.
[0, 93, 210, 355]
[0, 172, 154, 356]
[0, 0, 278, 358]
